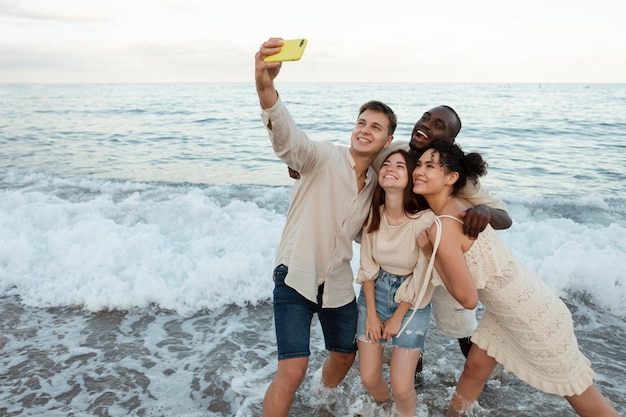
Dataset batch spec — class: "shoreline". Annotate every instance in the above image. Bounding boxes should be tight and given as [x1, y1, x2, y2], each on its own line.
[0, 295, 624, 416]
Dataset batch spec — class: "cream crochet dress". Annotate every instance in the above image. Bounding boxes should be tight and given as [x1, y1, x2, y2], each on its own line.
[441, 216, 594, 396]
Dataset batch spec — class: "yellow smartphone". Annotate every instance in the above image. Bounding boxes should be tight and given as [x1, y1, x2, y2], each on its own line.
[264, 38, 308, 62]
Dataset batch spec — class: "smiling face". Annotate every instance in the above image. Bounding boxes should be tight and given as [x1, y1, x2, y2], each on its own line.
[412, 149, 458, 196]
[410, 106, 460, 151]
[350, 109, 394, 157]
[379, 151, 409, 191]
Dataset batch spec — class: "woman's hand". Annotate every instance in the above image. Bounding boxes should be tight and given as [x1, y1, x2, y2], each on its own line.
[365, 314, 384, 342]
[418, 228, 433, 258]
[382, 314, 403, 339]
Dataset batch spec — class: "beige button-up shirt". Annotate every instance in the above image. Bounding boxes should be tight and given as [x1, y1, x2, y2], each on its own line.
[262, 97, 378, 308]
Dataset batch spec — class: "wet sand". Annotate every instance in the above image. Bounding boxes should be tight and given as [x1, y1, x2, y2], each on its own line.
[0, 295, 623, 416]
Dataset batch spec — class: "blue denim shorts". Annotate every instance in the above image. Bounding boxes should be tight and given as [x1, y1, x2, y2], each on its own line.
[272, 264, 357, 360]
[356, 268, 431, 350]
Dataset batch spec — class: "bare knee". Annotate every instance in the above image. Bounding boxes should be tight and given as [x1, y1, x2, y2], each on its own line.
[360, 371, 382, 392]
[565, 384, 620, 417]
[462, 355, 481, 376]
[275, 358, 308, 388]
[462, 351, 494, 382]
[322, 351, 356, 387]
[329, 351, 356, 368]
[391, 383, 415, 403]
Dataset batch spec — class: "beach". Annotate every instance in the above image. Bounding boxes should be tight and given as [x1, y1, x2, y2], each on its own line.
[1, 294, 624, 416]
[1, 82, 625, 415]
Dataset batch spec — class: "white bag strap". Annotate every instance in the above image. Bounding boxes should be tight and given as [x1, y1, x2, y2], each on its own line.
[398, 216, 442, 335]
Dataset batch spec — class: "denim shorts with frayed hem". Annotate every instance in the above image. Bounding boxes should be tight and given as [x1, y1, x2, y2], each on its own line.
[356, 268, 431, 350]
[272, 264, 357, 360]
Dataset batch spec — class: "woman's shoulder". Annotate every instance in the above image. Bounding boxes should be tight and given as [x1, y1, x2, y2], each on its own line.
[407, 209, 436, 227]
[436, 207, 467, 238]
[438, 199, 469, 223]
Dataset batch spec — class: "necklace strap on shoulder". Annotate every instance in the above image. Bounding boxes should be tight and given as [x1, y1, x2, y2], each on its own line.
[398, 216, 442, 335]
[438, 214, 464, 224]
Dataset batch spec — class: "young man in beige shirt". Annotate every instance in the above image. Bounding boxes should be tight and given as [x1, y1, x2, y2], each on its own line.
[256, 37, 397, 417]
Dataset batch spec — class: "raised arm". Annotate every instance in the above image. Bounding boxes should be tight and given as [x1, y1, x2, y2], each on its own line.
[255, 38, 284, 110]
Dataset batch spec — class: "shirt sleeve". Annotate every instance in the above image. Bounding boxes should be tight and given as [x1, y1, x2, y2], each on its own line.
[261, 95, 324, 176]
[356, 223, 379, 284]
[458, 179, 508, 211]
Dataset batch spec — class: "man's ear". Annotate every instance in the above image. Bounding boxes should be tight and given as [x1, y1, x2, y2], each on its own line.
[384, 135, 394, 148]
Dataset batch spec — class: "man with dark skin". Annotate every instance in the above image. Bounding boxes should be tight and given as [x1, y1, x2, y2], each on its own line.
[385, 106, 511, 237]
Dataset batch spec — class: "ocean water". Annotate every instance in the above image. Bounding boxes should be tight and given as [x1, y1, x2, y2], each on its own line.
[0, 82, 625, 416]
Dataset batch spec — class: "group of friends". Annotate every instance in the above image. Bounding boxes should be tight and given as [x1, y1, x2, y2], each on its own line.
[255, 38, 620, 417]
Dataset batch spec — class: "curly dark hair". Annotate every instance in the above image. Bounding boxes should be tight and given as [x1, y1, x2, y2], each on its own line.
[416, 140, 487, 194]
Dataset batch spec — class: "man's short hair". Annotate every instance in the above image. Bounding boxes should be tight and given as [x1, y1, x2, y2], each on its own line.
[359, 101, 397, 136]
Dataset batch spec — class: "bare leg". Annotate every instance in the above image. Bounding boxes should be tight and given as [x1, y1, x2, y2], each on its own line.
[357, 340, 390, 402]
[389, 347, 421, 417]
[450, 348, 621, 417]
[262, 357, 308, 417]
[321, 350, 356, 387]
[565, 384, 620, 417]
[448, 345, 497, 415]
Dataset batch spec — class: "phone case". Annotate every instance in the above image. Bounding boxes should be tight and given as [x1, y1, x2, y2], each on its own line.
[264, 39, 308, 62]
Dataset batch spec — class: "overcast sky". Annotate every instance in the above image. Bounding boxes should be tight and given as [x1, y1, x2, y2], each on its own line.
[1, 0, 624, 83]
